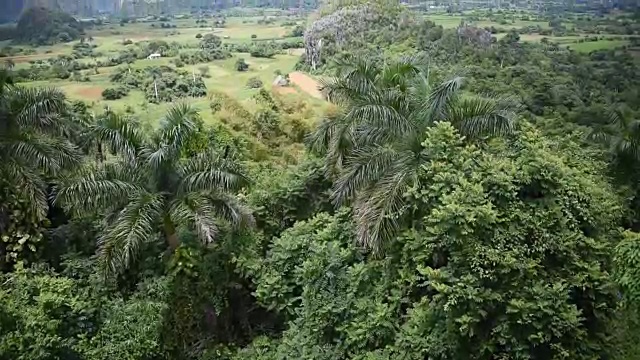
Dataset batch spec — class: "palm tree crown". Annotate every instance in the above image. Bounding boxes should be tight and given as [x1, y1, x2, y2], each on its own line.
[308, 57, 519, 252]
[588, 105, 640, 173]
[56, 104, 254, 276]
[0, 69, 81, 223]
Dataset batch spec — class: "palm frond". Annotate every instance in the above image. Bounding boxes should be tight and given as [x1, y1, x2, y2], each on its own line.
[320, 76, 372, 106]
[98, 192, 163, 276]
[177, 151, 249, 195]
[320, 58, 383, 105]
[169, 194, 220, 244]
[332, 145, 400, 206]
[55, 161, 145, 215]
[346, 93, 414, 142]
[612, 138, 640, 163]
[159, 103, 201, 150]
[306, 115, 338, 155]
[353, 158, 416, 253]
[142, 142, 175, 171]
[93, 110, 144, 160]
[208, 193, 255, 230]
[2, 133, 81, 175]
[7, 87, 68, 132]
[324, 121, 355, 174]
[448, 95, 518, 138]
[378, 57, 422, 90]
[0, 160, 48, 221]
[427, 76, 465, 122]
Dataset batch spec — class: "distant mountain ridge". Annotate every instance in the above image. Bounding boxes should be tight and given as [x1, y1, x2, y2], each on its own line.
[1, 0, 636, 23]
[0, 1, 314, 21]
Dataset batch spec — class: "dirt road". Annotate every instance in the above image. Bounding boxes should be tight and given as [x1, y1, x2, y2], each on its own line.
[288, 71, 324, 100]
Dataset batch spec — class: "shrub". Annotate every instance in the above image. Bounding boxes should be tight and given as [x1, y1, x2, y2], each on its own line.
[210, 99, 222, 114]
[249, 44, 276, 58]
[289, 25, 305, 37]
[102, 87, 129, 100]
[235, 58, 249, 72]
[246, 77, 263, 89]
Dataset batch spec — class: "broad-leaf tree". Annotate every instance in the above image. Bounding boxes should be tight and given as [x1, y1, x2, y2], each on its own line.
[308, 57, 519, 251]
[56, 104, 254, 276]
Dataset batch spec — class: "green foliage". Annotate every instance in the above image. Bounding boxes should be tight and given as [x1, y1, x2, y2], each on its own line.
[250, 43, 277, 58]
[247, 157, 332, 239]
[309, 57, 518, 250]
[289, 25, 305, 37]
[615, 230, 640, 301]
[110, 66, 207, 103]
[235, 58, 249, 72]
[201, 34, 222, 51]
[403, 123, 620, 359]
[0, 259, 170, 360]
[246, 77, 264, 89]
[0, 75, 81, 270]
[55, 104, 254, 276]
[101, 86, 129, 100]
[244, 122, 621, 359]
[252, 109, 281, 139]
[3, 5, 640, 360]
[161, 232, 280, 358]
[0, 262, 99, 360]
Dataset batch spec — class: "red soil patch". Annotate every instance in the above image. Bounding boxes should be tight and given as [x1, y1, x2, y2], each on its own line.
[74, 86, 104, 100]
[288, 71, 323, 100]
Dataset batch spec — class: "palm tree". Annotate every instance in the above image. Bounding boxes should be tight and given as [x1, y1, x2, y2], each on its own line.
[74, 106, 144, 163]
[56, 104, 253, 276]
[587, 105, 640, 178]
[0, 69, 81, 225]
[308, 57, 519, 252]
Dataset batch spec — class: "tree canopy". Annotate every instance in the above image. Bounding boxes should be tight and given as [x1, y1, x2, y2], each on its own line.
[2, 2, 640, 360]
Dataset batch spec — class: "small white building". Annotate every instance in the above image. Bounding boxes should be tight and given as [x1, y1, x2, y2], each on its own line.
[147, 53, 162, 60]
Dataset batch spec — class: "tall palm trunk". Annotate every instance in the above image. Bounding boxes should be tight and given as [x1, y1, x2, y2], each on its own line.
[96, 142, 104, 163]
[164, 216, 180, 250]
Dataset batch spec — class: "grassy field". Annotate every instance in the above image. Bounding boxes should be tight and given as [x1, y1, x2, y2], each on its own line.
[23, 51, 320, 128]
[493, 32, 634, 53]
[7, 16, 321, 129]
[425, 15, 464, 28]
[3, 16, 302, 61]
[475, 19, 550, 29]
[567, 39, 630, 52]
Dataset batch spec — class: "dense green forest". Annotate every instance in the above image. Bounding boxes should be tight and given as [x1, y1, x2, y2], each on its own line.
[2, 0, 640, 359]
